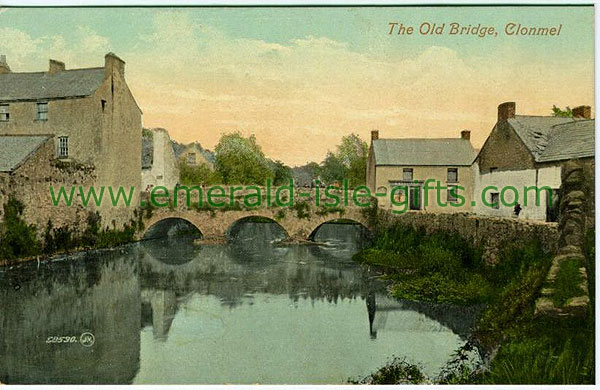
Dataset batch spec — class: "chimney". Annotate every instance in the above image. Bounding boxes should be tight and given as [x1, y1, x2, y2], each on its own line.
[460, 130, 471, 141]
[48, 59, 65, 73]
[498, 102, 516, 121]
[572, 105, 591, 119]
[0, 55, 11, 74]
[105, 52, 125, 78]
[371, 130, 379, 141]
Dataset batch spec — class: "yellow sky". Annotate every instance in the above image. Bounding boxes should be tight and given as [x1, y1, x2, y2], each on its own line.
[0, 7, 594, 166]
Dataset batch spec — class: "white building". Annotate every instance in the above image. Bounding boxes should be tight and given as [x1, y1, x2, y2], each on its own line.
[474, 102, 594, 221]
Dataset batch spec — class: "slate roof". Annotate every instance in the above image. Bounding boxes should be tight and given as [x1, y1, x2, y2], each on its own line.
[372, 138, 476, 166]
[0, 68, 105, 102]
[0, 135, 51, 172]
[537, 120, 595, 162]
[507, 116, 595, 163]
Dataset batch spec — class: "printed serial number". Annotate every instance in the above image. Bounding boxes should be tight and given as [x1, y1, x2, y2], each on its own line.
[46, 336, 78, 344]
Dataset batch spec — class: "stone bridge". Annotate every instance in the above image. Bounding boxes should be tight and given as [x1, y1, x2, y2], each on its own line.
[137, 186, 372, 241]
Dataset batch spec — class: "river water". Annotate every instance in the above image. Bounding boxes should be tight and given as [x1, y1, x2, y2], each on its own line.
[0, 222, 476, 384]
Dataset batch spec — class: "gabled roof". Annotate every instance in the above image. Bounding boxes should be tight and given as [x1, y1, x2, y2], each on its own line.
[506, 115, 595, 163]
[0, 135, 52, 172]
[507, 115, 574, 160]
[0, 68, 105, 102]
[372, 138, 476, 166]
[537, 120, 595, 162]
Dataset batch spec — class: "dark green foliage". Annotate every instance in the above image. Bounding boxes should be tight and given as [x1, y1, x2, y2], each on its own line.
[354, 223, 486, 304]
[270, 160, 293, 186]
[479, 317, 594, 384]
[0, 198, 142, 262]
[319, 134, 368, 186]
[0, 197, 40, 259]
[179, 161, 222, 186]
[349, 357, 426, 384]
[551, 257, 586, 306]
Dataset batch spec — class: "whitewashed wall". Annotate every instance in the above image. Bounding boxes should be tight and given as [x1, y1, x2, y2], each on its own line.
[473, 162, 561, 221]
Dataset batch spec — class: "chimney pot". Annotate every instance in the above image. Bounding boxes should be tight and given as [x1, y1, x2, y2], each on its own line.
[371, 130, 379, 141]
[572, 105, 591, 119]
[0, 54, 11, 74]
[498, 102, 516, 121]
[49, 59, 65, 73]
[461, 130, 471, 141]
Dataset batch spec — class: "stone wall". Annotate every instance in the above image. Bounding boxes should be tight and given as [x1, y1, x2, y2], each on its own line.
[0, 137, 98, 234]
[388, 210, 558, 264]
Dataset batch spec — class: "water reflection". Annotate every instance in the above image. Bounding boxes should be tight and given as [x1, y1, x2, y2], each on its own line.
[0, 248, 141, 384]
[0, 222, 476, 384]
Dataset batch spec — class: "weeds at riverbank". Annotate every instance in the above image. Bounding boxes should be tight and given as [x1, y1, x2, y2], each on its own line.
[0, 197, 140, 264]
[352, 222, 595, 385]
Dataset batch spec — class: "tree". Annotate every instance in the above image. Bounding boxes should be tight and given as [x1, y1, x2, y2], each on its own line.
[214, 132, 274, 185]
[270, 160, 293, 186]
[319, 134, 368, 186]
[179, 161, 222, 186]
[552, 105, 573, 118]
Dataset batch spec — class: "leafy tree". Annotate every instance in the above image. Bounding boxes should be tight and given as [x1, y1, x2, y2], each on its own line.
[552, 105, 573, 118]
[179, 161, 222, 186]
[214, 132, 274, 185]
[270, 160, 293, 186]
[320, 134, 368, 186]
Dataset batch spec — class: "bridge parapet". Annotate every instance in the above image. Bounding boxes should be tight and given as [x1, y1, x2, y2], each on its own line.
[138, 186, 372, 241]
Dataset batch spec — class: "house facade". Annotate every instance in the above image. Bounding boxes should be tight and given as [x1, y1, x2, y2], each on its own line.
[173, 142, 214, 170]
[474, 102, 595, 221]
[366, 130, 476, 213]
[0, 53, 142, 229]
[142, 128, 180, 191]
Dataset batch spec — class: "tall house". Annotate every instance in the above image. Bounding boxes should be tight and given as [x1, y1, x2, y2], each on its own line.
[0, 53, 142, 228]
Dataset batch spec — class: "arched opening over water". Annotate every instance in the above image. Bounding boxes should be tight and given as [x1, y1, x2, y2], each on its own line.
[308, 219, 373, 261]
[143, 217, 203, 241]
[226, 216, 288, 242]
[308, 219, 373, 242]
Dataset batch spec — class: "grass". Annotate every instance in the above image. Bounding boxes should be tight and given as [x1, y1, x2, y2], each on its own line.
[352, 222, 594, 385]
[551, 257, 586, 306]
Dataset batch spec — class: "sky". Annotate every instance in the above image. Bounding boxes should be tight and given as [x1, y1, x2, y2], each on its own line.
[0, 6, 594, 166]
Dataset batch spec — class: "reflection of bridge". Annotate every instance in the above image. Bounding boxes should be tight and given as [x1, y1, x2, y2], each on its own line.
[138, 187, 372, 241]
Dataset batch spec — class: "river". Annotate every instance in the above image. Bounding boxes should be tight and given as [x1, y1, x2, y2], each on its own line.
[0, 221, 476, 384]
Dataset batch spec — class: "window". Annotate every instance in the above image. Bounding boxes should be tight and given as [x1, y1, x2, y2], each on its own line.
[490, 192, 500, 209]
[58, 136, 68, 158]
[447, 185, 459, 204]
[0, 104, 9, 122]
[187, 153, 196, 165]
[101, 99, 107, 112]
[36, 102, 48, 121]
[403, 168, 413, 181]
[447, 168, 458, 183]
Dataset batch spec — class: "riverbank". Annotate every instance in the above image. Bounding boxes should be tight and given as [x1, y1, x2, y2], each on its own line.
[352, 222, 595, 384]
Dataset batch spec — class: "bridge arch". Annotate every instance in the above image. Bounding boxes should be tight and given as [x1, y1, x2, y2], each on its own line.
[307, 218, 373, 242]
[226, 216, 289, 241]
[142, 217, 203, 241]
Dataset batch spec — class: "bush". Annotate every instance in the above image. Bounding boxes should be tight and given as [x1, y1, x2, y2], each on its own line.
[350, 357, 426, 384]
[0, 198, 40, 259]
